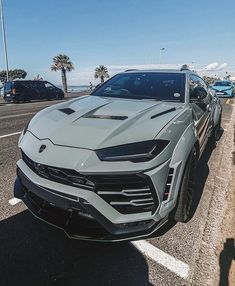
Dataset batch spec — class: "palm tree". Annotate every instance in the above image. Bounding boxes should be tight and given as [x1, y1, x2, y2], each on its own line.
[51, 54, 74, 92]
[94, 65, 109, 83]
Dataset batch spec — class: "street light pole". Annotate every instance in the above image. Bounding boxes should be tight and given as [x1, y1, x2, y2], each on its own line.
[0, 0, 9, 81]
[159, 48, 165, 65]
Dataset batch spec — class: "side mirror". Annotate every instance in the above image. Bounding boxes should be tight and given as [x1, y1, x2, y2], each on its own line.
[191, 86, 207, 101]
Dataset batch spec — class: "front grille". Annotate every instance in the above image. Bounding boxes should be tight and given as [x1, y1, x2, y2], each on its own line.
[21, 151, 94, 190]
[21, 151, 158, 214]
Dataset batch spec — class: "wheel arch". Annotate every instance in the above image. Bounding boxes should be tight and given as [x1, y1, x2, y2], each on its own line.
[170, 123, 197, 166]
[159, 123, 198, 217]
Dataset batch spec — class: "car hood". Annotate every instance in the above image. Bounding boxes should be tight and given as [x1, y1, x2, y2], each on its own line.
[212, 86, 233, 91]
[28, 95, 184, 149]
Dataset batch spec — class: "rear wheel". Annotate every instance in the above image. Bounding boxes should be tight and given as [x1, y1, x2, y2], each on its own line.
[172, 147, 197, 222]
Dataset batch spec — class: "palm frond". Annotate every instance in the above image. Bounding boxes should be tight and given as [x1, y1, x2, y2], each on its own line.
[51, 54, 74, 72]
[94, 65, 109, 80]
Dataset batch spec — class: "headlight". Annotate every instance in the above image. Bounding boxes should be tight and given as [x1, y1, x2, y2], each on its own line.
[96, 140, 169, 162]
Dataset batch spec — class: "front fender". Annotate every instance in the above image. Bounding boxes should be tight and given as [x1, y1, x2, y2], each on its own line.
[159, 123, 197, 217]
[171, 122, 197, 166]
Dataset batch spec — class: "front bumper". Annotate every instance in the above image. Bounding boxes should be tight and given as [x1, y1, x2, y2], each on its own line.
[214, 90, 234, 97]
[16, 129, 183, 241]
[15, 167, 167, 241]
[4, 94, 21, 102]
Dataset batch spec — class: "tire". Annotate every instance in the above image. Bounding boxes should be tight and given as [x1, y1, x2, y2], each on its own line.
[173, 147, 197, 223]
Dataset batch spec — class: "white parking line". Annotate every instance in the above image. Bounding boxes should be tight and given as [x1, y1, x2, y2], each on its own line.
[0, 112, 35, 120]
[8, 198, 22, 206]
[0, 131, 22, 139]
[133, 240, 190, 279]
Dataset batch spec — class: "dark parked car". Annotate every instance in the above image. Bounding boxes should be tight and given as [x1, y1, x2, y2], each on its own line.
[3, 80, 64, 103]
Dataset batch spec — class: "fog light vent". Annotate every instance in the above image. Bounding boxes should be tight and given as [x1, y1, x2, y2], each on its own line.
[163, 168, 174, 201]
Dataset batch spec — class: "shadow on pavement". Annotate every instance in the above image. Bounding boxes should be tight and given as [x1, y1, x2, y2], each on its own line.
[189, 139, 215, 218]
[219, 238, 235, 286]
[0, 210, 154, 286]
[190, 127, 224, 218]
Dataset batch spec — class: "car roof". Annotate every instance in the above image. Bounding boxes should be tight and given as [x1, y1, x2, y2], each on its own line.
[4, 80, 47, 84]
[123, 69, 196, 75]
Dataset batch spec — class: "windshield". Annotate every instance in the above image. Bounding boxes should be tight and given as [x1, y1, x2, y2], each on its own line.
[214, 81, 231, 87]
[92, 72, 186, 102]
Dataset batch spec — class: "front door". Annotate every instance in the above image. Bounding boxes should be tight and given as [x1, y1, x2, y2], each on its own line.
[190, 75, 212, 150]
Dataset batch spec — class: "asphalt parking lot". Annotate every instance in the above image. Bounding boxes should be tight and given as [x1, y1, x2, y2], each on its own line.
[0, 96, 234, 286]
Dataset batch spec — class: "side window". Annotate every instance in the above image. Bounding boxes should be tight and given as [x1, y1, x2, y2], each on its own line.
[189, 75, 198, 98]
[103, 76, 130, 93]
[44, 82, 55, 89]
[190, 75, 209, 101]
[190, 75, 208, 120]
[21, 82, 31, 89]
[36, 81, 46, 89]
[199, 78, 207, 90]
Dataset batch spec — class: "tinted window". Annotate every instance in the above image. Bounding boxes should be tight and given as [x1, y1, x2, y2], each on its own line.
[19, 81, 45, 89]
[44, 82, 55, 89]
[189, 75, 208, 98]
[190, 74, 210, 119]
[92, 72, 185, 102]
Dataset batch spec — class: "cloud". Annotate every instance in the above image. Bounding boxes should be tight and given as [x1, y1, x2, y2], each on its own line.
[65, 63, 182, 85]
[199, 62, 228, 72]
[216, 63, 228, 70]
[201, 62, 219, 71]
[45, 62, 233, 85]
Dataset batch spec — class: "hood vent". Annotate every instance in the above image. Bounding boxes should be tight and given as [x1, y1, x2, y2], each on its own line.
[151, 108, 176, 119]
[83, 114, 128, 120]
[59, 108, 75, 115]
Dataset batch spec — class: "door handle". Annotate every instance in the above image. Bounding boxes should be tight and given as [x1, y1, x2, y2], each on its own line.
[206, 105, 212, 112]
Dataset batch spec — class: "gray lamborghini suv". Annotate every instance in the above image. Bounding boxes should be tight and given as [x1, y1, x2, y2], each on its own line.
[14, 69, 222, 241]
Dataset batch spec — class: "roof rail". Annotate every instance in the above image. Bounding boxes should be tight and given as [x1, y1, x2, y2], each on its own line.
[124, 69, 138, 72]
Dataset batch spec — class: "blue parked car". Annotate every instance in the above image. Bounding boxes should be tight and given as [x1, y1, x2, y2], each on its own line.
[210, 80, 234, 97]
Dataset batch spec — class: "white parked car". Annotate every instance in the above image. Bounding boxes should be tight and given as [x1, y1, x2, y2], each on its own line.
[14, 69, 222, 241]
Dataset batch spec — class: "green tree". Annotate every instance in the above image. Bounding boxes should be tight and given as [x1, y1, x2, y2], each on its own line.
[94, 65, 109, 83]
[0, 69, 27, 83]
[51, 54, 74, 92]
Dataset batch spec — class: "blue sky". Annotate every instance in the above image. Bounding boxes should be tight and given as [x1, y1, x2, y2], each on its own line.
[1, 0, 235, 84]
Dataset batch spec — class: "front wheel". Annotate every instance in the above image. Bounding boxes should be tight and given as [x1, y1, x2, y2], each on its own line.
[56, 94, 64, 100]
[172, 147, 197, 223]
